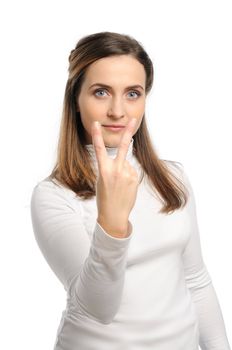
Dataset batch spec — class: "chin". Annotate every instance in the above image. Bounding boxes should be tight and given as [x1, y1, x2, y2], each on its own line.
[104, 140, 120, 148]
[104, 143, 119, 148]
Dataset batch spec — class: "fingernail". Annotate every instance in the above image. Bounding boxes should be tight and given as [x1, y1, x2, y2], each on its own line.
[94, 121, 99, 128]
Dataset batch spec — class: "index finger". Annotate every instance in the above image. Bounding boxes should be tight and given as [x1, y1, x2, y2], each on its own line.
[91, 120, 108, 170]
[115, 118, 137, 164]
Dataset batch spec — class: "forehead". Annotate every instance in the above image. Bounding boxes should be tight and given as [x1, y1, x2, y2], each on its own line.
[84, 55, 146, 86]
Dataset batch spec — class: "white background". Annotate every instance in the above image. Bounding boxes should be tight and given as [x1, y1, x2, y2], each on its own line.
[0, 0, 231, 348]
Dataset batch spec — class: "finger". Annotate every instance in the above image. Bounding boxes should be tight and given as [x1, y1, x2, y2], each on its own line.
[116, 118, 137, 165]
[91, 121, 108, 169]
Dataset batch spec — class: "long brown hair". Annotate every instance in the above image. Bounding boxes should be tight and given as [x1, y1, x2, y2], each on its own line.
[49, 31, 189, 214]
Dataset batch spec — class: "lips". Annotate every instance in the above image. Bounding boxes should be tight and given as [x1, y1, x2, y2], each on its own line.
[103, 125, 125, 128]
[103, 125, 125, 132]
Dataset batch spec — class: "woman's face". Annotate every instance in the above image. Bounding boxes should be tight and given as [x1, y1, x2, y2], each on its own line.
[77, 54, 146, 147]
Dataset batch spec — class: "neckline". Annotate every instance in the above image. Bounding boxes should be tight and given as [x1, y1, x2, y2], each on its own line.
[85, 137, 135, 164]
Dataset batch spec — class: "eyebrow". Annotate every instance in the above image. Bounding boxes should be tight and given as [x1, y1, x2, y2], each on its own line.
[89, 83, 144, 91]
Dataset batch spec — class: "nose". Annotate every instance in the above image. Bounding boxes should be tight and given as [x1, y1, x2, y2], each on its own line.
[107, 96, 125, 118]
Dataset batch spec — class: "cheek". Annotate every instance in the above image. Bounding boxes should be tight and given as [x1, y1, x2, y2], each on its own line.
[127, 100, 145, 116]
[81, 97, 106, 118]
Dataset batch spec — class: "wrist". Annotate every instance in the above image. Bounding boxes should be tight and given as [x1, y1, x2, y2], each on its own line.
[97, 217, 131, 238]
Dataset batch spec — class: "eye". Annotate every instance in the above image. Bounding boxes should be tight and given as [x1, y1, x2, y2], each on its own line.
[128, 91, 141, 99]
[94, 89, 108, 97]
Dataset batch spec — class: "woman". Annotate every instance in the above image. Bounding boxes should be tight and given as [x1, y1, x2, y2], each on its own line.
[30, 32, 231, 349]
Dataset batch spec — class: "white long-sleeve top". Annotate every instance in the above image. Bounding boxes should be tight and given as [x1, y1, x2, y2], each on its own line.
[30, 138, 231, 350]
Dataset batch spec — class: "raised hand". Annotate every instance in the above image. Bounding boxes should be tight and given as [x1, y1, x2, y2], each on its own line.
[91, 118, 139, 238]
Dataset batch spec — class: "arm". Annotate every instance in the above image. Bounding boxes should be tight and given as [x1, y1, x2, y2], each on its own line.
[180, 167, 231, 350]
[30, 180, 133, 324]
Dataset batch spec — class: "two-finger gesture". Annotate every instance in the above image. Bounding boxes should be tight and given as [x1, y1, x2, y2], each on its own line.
[91, 118, 138, 237]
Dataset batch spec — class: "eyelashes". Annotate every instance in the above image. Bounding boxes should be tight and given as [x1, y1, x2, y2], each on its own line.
[93, 88, 141, 99]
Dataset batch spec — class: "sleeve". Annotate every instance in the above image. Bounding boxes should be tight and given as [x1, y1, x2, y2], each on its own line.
[30, 180, 133, 325]
[180, 167, 231, 350]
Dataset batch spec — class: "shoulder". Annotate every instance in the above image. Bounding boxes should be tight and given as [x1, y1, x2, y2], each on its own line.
[30, 176, 79, 212]
[32, 176, 76, 196]
[162, 159, 196, 205]
[162, 158, 193, 194]
[162, 159, 185, 177]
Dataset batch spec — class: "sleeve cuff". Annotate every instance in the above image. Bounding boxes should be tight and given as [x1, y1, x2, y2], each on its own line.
[94, 220, 133, 245]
